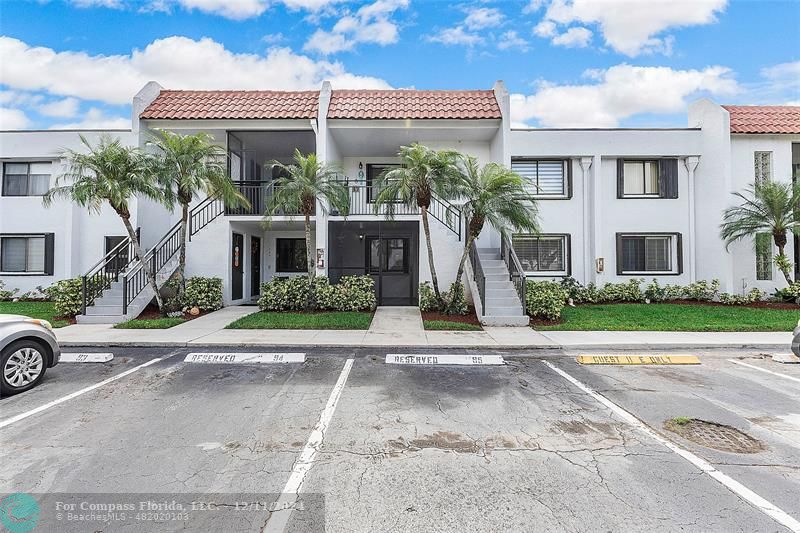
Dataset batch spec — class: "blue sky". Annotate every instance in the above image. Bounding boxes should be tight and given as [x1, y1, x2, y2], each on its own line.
[0, 0, 798, 130]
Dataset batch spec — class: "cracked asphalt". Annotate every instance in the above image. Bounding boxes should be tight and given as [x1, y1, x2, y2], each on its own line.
[1, 347, 799, 532]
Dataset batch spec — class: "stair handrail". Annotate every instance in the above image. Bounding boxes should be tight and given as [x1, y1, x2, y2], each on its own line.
[468, 240, 486, 311]
[429, 193, 462, 241]
[500, 233, 527, 306]
[189, 196, 224, 238]
[80, 236, 135, 315]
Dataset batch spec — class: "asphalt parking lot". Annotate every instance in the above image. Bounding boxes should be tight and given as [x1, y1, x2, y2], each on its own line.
[1, 347, 799, 532]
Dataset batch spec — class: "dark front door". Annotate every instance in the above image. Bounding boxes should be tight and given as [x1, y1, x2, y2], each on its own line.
[251, 236, 261, 298]
[232, 232, 243, 300]
[104, 236, 129, 275]
[367, 236, 413, 305]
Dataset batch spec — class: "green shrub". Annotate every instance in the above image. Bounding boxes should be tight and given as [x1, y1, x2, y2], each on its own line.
[419, 282, 438, 312]
[719, 288, 765, 305]
[683, 279, 720, 301]
[259, 275, 375, 312]
[183, 276, 223, 311]
[776, 282, 800, 304]
[19, 286, 49, 301]
[0, 281, 18, 301]
[525, 281, 568, 320]
[44, 278, 83, 317]
[598, 279, 645, 303]
[443, 282, 468, 315]
[560, 276, 583, 302]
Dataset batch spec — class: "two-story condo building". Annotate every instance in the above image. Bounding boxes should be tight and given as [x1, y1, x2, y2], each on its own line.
[1, 81, 798, 325]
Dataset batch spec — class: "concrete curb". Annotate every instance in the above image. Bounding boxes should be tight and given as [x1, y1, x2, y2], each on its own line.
[59, 341, 789, 351]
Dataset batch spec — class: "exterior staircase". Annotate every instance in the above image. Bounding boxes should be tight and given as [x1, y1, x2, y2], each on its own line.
[467, 240, 529, 327]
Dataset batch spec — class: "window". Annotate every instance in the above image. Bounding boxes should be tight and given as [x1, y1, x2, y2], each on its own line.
[616, 234, 681, 275]
[3, 162, 51, 196]
[367, 237, 409, 273]
[754, 151, 772, 185]
[276, 238, 307, 272]
[617, 159, 678, 199]
[622, 160, 659, 196]
[367, 164, 399, 203]
[511, 159, 570, 198]
[0, 234, 54, 274]
[755, 233, 773, 281]
[512, 234, 570, 275]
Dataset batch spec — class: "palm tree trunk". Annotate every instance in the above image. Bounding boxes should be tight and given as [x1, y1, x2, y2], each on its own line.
[454, 232, 475, 292]
[304, 212, 316, 310]
[177, 201, 189, 294]
[777, 246, 794, 285]
[420, 205, 442, 304]
[120, 215, 165, 314]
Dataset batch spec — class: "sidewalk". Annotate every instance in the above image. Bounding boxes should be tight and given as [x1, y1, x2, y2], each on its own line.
[53, 306, 793, 350]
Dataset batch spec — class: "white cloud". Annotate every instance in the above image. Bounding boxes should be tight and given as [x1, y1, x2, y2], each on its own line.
[464, 7, 504, 30]
[303, 0, 408, 54]
[511, 64, 739, 127]
[429, 26, 482, 47]
[0, 107, 31, 130]
[0, 36, 392, 107]
[551, 26, 592, 48]
[523, 0, 546, 14]
[0, 90, 44, 107]
[497, 31, 529, 51]
[176, 0, 268, 19]
[533, 20, 556, 38]
[534, 0, 727, 56]
[49, 108, 130, 130]
[70, 0, 123, 7]
[37, 97, 81, 118]
[748, 60, 800, 105]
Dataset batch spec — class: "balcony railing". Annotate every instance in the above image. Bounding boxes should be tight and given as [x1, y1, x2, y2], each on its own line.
[226, 180, 307, 216]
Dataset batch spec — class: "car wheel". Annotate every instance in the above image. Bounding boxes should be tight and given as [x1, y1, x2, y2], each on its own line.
[1, 340, 49, 396]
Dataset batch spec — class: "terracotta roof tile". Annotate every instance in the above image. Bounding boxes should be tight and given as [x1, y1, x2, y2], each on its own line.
[327, 89, 501, 119]
[140, 90, 319, 120]
[722, 105, 800, 134]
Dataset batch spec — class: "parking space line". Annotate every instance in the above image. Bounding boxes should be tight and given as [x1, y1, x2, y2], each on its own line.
[263, 358, 354, 533]
[386, 353, 504, 365]
[728, 359, 800, 385]
[542, 360, 800, 533]
[0, 356, 170, 429]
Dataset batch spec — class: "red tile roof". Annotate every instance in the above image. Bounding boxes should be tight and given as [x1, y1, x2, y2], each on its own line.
[140, 90, 319, 120]
[327, 89, 501, 119]
[722, 105, 800, 134]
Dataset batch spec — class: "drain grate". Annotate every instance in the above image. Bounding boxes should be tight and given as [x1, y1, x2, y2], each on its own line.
[664, 419, 765, 454]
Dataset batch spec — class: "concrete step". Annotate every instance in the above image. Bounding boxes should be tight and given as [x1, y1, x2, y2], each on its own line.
[484, 273, 510, 282]
[481, 259, 506, 267]
[486, 296, 522, 307]
[485, 305, 524, 316]
[481, 315, 530, 327]
[85, 304, 124, 316]
[485, 288, 519, 299]
[485, 280, 515, 291]
[76, 314, 127, 324]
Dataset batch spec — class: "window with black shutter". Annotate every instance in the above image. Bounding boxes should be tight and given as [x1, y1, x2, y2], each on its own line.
[0, 233, 54, 274]
[617, 159, 678, 199]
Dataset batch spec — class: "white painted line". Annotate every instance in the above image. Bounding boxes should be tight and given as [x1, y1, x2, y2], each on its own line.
[386, 353, 504, 366]
[60, 352, 114, 363]
[728, 359, 800, 384]
[184, 352, 305, 364]
[263, 358, 354, 533]
[542, 360, 800, 533]
[0, 356, 167, 429]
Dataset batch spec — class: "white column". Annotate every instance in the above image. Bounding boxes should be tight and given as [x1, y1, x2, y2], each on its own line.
[684, 156, 700, 283]
[579, 157, 593, 284]
[591, 155, 603, 283]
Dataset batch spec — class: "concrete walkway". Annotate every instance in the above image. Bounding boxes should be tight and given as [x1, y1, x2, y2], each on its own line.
[53, 305, 793, 350]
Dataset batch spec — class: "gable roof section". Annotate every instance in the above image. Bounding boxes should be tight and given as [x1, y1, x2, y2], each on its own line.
[722, 105, 800, 134]
[327, 89, 501, 120]
[140, 90, 319, 120]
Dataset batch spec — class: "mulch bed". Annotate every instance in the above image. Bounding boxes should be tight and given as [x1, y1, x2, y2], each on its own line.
[530, 317, 564, 328]
[54, 315, 77, 326]
[135, 304, 208, 321]
[422, 306, 482, 326]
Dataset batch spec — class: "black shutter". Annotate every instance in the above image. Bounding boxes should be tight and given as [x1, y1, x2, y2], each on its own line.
[616, 159, 624, 198]
[44, 233, 55, 275]
[615, 233, 623, 275]
[566, 160, 573, 199]
[565, 234, 572, 276]
[658, 159, 679, 199]
[675, 233, 683, 275]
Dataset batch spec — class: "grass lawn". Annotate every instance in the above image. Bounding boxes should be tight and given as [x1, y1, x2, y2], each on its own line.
[535, 303, 799, 332]
[0, 301, 70, 328]
[114, 317, 186, 329]
[227, 311, 374, 330]
[424, 320, 482, 331]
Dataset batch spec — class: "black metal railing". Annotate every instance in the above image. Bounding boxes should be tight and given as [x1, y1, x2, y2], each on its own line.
[429, 194, 462, 241]
[189, 196, 224, 239]
[80, 237, 136, 315]
[226, 180, 306, 216]
[469, 240, 486, 312]
[500, 234, 527, 306]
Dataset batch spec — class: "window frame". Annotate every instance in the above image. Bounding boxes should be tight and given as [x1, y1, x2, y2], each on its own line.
[620, 159, 660, 198]
[616, 232, 682, 276]
[275, 238, 307, 273]
[755, 232, 773, 281]
[366, 236, 410, 274]
[0, 233, 54, 275]
[511, 158, 572, 199]
[2, 161, 52, 197]
[512, 233, 571, 277]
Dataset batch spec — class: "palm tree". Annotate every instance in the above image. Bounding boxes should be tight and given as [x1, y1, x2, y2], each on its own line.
[146, 129, 248, 293]
[448, 156, 541, 293]
[720, 180, 800, 285]
[372, 143, 460, 304]
[43, 135, 166, 311]
[265, 150, 349, 285]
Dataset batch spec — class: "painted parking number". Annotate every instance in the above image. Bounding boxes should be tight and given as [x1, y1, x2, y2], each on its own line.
[273, 354, 284, 362]
[471, 356, 483, 364]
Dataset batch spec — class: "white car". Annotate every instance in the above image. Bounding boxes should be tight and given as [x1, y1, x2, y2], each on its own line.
[0, 314, 61, 396]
